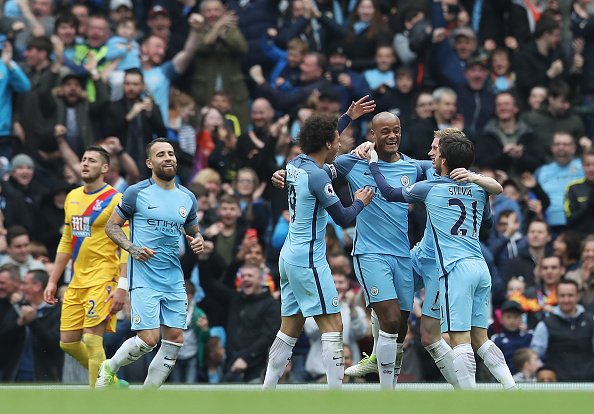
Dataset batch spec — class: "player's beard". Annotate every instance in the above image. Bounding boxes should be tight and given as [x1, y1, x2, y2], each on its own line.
[81, 169, 102, 184]
[154, 163, 177, 181]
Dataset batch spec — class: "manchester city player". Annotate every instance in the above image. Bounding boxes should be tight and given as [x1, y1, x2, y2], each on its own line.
[368, 133, 517, 390]
[262, 113, 373, 390]
[97, 138, 205, 389]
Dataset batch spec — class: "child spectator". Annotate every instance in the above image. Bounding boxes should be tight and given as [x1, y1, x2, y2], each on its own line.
[490, 300, 533, 374]
[105, 17, 141, 101]
[169, 281, 211, 383]
[363, 44, 396, 94]
[203, 336, 225, 383]
[535, 365, 558, 382]
[208, 125, 241, 184]
[262, 29, 307, 93]
[488, 48, 516, 94]
[512, 347, 541, 382]
[169, 91, 197, 158]
[375, 67, 415, 123]
[527, 86, 547, 112]
[211, 91, 242, 137]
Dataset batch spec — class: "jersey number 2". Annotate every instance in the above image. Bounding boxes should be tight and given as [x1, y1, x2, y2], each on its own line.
[448, 198, 478, 238]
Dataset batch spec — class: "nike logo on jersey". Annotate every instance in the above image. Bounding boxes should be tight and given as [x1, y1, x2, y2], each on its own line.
[431, 306, 440, 312]
[148, 205, 159, 209]
[164, 357, 176, 361]
[332, 356, 342, 360]
[364, 172, 373, 175]
[381, 362, 394, 366]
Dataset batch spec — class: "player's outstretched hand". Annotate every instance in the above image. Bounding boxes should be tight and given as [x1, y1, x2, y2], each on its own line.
[43, 281, 59, 305]
[186, 234, 205, 254]
[271, 169, 286, 189]
[367, 149, 378, 164]
[346, 95, 375, 120]
[351, 141, 374, 158]
[129, 245, 157, 262]
[106, 287, 127, 315]
[449, 168, 474, 183]
[354, 187, 374, 206]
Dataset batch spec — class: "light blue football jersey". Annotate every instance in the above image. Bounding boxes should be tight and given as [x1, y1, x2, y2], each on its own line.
[402, 177, 492, 276]
[280, 154, 341, 268]
[415, 167, 440, 257]
[116, 178, 198, 292]
[329, 153, 427, 257]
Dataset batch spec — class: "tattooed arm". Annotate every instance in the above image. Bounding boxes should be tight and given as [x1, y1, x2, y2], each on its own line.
[106, 209, 156, 262]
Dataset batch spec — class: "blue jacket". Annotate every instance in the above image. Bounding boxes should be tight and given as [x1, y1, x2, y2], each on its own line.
[0, 60, 30, 136]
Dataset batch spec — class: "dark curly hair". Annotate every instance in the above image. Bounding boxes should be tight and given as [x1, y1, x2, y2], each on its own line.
[297, 114, 338, 154]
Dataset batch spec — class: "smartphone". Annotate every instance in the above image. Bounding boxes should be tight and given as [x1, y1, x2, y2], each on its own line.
[246, 228, 258, 240]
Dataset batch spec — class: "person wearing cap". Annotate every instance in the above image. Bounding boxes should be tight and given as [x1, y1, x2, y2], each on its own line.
[146, 5, 186, 61]
[430, 17, 478, 85]
[530, 278, 594, 381]
[490, 300, 533, 374]
[109, 0, 134, 27]
[452, 56, 494, 138]
[140, 13, 203, 127]
[326, 41, 372, 112]
[190, 0, 251, 130]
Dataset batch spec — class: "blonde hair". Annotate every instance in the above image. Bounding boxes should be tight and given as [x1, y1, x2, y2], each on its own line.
[192, 168, 221, 186]
[434, 127, 466, 139]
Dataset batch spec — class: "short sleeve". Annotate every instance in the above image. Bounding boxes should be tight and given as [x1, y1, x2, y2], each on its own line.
[308, 169, 340, 209]
[116, 186, 139, 219]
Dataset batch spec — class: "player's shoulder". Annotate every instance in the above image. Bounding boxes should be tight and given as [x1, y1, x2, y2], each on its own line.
[175, 182, 198, 201]
[126, 178, 153, 193]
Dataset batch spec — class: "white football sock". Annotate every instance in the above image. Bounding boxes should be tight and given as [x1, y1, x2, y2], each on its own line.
[143, 339, 182, 389]
[452, 343, 476, 390]
[109, 335, 154, 373]
[425, 338, 458, 387]
[392, 343, 404, 388]
[321, 332, 344, 389]
[477, 340, 517, 390]
[370, 310, 379, 355]
[376, 330, 397, 390]
[263, 331, 297, 390]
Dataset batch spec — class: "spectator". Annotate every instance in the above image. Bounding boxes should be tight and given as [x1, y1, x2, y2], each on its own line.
[249, 52, 332, 116]
[191, 106, 223, 175]
[522, 80, 586, 158]
[140, 13, 203, 126]
[505, 219, 552, 287]
[374, 68, 416, 125]
[343, 0, 392, 73]
[363, 44, 396, 94]
[232, 167, 272, 242]
[487, 209, 522, 281]
[488, 48, 516, 94]
[535, 131, 584, 231]
[36, 182, 71, 261]
[13, 36, 56, 155]
[565, 148, 594, 235]
[203, 336, 225, 383]
[17, 269, 63, 382]
[475, 91, 546, 175]
[572, 0, 594, 138]
[0, 226, 45, 280]
[393, 6, 425, 66]
[515, 255, 564, 330]
[261, 30, 306, 93]
[514, 17, 568, 103]
[210, 90, 242, 137]
[190, 0, 251, 129]
[530, 278, 594, 381]
[71, 3, 89, 38]
[0, 263, 26, 381]
[490, 300, 534, 374]
[528, 85, 548, 112]
[104, 17, 141, 101]
[208, 125, 241, 185]
[535, 364, 558, 382]
[565, 235, 594, 308]
[145, 6, 186, 62]
[0, 40, 31, 159]
[512, 347, 541, 382]
[201, 263, 281, 382]
[553, 231, 583, 271]
[430, 22, 478, 86]
[102, 68, 167, 178]
[53, 13, 80, 62]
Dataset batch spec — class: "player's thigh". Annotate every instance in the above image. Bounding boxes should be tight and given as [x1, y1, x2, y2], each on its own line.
[161, 289, 189, 330]
[279, 256, 301, 318]
[130, 287, 162, 331]
[81, 283, 118, 333]
[412, 249, 440, 320]
[353, 254, 397, 307]
[391, 255, 413, 312]
[60, 287, 87, 332]
[439, 261, 480, 333]
[285, 261, 340, 318]
[470, 260, 491, 330]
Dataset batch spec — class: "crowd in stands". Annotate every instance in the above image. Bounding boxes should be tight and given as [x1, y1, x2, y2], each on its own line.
[1, 0, 594, 384]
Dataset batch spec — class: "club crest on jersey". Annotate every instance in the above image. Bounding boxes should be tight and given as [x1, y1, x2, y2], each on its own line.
[401, 175, 410, 186]
[332, 297, 339, 307]
[179, 206, 188, 218]
[370, 286, 379, 296]
[133, 315, 141, 324]
[93, 199, 103, 211]
[324, 183, 335, 197]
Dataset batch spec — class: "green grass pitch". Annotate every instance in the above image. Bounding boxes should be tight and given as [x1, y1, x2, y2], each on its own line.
[2, 389, 594, 414]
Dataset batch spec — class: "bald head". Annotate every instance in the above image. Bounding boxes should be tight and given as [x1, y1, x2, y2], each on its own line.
[371, 112, 399, 131]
